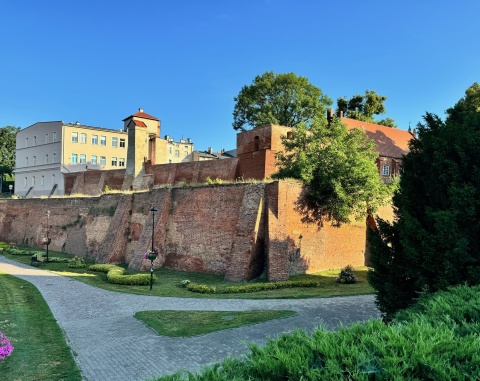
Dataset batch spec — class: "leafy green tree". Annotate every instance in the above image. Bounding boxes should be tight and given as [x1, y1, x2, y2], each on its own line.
[368, 83, 480, 319]
[0, 126, 19, 183]
[274, 116, 389, 226]
[233, 72, 332, 131]
[337, 90, 397, 127]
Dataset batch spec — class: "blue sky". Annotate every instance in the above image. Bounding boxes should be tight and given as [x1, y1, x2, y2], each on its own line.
[1, 0, 479, 151]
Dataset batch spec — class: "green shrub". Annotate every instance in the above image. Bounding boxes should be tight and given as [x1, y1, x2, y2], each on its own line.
[186, 283, 216, 294]
[9, 248, 34, 256]
[225, 280, 318, 294]
[89, 264, 155, 286]
[336, 265, 357, 284]
[180, 280, 191, 288]
[68, 256, 86, 268]
[47, 257, 70, 263]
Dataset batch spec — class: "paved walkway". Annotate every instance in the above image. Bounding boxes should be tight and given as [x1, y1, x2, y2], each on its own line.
[0, 256, 381, 381]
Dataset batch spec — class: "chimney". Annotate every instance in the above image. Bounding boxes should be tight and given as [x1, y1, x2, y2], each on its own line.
[139, 108, 144, 113]
[339, 110, 344, 118]
[327, 108, 334, 123]
[208, 147, 213, 154]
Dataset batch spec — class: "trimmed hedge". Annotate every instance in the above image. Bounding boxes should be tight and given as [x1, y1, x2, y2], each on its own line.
[89, 264, 156, 286]
[156, 284, 480, 380]
[186, 283, 216, 294]
[186, 280, 318, 294]
[10, 248, 44, 256]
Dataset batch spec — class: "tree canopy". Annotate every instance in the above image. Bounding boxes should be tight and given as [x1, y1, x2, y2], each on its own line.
[337, 90, 397, 127]
[232, 72, 332, 132]
[0, 126, 19, 176]
[368, 82, 480, 319]
[273, 116, 390, 226]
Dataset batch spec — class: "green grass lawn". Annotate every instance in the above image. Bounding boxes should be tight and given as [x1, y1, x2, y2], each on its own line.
[0, 271, 82, 381]
[1, 248, 374, 299]
[135, 310, 297, 337]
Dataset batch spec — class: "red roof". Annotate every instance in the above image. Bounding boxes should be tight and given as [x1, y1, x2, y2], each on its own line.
[122, 110, 159, 121]
[341, 117, 413, 158]
[133, 120, 147, 127]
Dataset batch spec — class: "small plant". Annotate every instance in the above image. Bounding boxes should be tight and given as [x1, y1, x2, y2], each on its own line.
[68, 256, 86, 268]
[0, 332, 14, 360]
[144, 249, 159, 261]
[336, 265, 357, 284]
[180, 280, 191, 288]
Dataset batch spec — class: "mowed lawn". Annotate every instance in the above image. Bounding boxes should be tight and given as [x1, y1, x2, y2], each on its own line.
[1, 249, 374, 299]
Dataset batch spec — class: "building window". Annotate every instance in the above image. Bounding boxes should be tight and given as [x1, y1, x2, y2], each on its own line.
[33, 156, 36, 166]
[32, 176, 35, 186]
[112, 137, 118, 147]
[25, 138, 28, 147]
[119, 158, 125, 167]
[53, 153, 57, 163]
[92, 135, 98, 145]
[71, 153, 78, 164]
[111, 157, 117, 166]
[286, 131, 293, 139]
[91, 155, 97, 165]
[175, 150, 179, 158]
[100, 156, 106, 166]
[169, 147, 172, 154]
[41, 175, 45, 186]
[382, 165, 390, 176]
[25, 157, 28, 167]
[72, 132, 78, 143]
[45, 133, 49, 143]
[45, 154, 49, 164]
[80, 154, 86, 164]
[80, 133, 87, 144]
[120, 138, 125, 148]
[53, 131, 57, 142]
[254, 136, 260, 151]
[33, 136, 36, 146]
[100, 136, 106, 146]
[51, 174, 56, 185]
[24, 177, 27, 188]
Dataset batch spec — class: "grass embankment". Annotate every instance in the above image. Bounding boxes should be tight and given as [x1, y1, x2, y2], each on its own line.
[1, 248, 373, 299]
[136, 310, 297, 337]
[0, 271, 82, 381]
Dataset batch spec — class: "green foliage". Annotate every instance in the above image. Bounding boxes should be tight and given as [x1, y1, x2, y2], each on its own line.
[336, 265, 357, 284]
[0, 126, 20, 178]
[232, 71, 332, 131]
[205, 176, 223, 185]
[89, 264, 155, 285]
[224, 280, 318, 294]
[185, 280, 318, 294]
[68, 256, 86, 268]
[368, 82, 480, 318]
[274, 117, 390, 225]
[336, 90, 397, 127]
[186, 283, 216, 294]
[156, 285, 480, 381]
[9, 248, 43, 256]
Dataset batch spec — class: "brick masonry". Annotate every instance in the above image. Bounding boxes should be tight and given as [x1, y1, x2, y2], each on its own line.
[0, 182, 371, 281]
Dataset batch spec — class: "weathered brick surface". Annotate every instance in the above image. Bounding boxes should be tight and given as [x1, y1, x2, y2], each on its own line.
[0, 181, 370, 281]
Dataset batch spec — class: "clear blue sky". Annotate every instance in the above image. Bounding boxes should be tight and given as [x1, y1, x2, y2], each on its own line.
[1, 0, 479, 151]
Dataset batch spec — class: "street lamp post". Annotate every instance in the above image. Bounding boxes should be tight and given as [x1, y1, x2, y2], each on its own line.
[45, 210, 51, 263]
[149, 207, 158, 291]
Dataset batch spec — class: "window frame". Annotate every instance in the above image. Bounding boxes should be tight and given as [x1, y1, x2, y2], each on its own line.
[72, 132, 78, 143]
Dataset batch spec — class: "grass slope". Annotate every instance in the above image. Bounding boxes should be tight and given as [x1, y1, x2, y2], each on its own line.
[0, 271, 82, 381]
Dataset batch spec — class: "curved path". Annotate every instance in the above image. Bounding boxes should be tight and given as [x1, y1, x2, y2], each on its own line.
[0, 256, 380, 381]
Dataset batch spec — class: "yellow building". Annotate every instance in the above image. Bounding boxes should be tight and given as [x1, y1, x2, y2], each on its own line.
[15, 109, 194, 197]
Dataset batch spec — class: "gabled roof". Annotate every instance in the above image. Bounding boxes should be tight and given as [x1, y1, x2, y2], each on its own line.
[341, 117, 413, 158]
[122, 110, 159, 121]
[132, 120, 147, 127]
